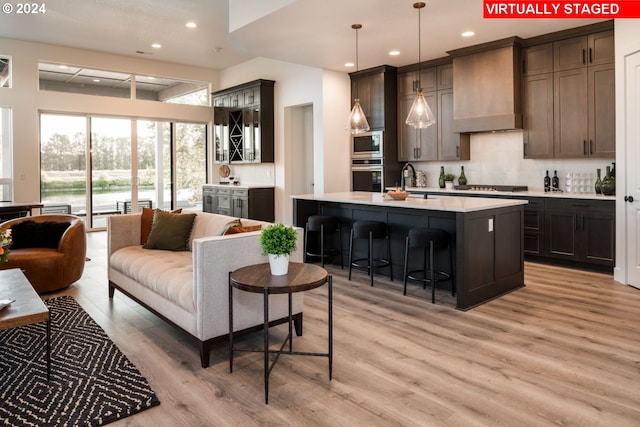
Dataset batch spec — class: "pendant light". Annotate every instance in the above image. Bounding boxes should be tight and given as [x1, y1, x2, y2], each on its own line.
[406, 2, 436, 129]
[347, 23, 370, 134]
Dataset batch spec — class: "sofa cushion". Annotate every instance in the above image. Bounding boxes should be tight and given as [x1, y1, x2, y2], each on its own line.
[143, 210, 196, 251]
[224, 222, 263, 235]
[141, 207, 182, 245]
[10, 220, 71, 249]
[111, 246, 194, 311]
[189, 212, 241, 249]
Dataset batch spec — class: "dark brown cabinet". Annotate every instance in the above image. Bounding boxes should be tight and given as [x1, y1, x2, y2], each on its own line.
[523, 197, 545, 256]
[212, 79, 274, 164]
[350, 66, 397, 132]
[522, 28, 615, 159]
[202, 185, 274, 222]
[554, 30, 615, 159]
[545, 198, 615, 267]
[397, 63, 468, 162]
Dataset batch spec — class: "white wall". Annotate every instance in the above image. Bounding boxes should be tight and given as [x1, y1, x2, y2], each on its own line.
[218, 57, 350, 224]
[0, 38, 218, 203]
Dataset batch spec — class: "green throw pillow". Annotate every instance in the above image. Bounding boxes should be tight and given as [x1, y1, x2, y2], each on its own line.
[143, 210, 197, 251]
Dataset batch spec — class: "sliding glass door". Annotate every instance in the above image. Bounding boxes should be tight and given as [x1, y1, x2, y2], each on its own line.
[41, 113, 208, 230]
[90, 117, 132, 228]
[40, 114, 87, 216]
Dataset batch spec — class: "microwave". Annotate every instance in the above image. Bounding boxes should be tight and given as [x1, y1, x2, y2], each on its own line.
[351, 130, 383, 159]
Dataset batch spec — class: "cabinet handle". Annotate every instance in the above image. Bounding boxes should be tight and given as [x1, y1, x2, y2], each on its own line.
[589, 47, 593, 63]
[589, 140, 593, 155]
[625, 196, 635, 202]
[523, 143, 527, 157]
[583, 140, 587, 155]
[456, 146, 460, 158]
[582, 48, 586, 65]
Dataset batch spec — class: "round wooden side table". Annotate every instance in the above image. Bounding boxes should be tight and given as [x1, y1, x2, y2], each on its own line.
[228, 262, 332, 404]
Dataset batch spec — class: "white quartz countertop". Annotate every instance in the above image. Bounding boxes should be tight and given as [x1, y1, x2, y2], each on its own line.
[204, 183, 274, 189]
[400, 186, 616, 201]
[292, 192, 527, 213]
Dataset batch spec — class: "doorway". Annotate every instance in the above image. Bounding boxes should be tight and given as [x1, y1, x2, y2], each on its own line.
[290, 104, 314, 196]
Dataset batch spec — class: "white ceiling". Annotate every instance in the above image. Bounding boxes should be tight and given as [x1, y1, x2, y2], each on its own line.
[0, 0, 606, 72]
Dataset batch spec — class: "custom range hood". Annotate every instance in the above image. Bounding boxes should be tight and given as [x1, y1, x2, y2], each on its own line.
[447, 37, 523, 133]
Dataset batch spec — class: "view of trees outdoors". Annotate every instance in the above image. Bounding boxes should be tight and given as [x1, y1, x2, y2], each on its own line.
[40, 90, 207, 228]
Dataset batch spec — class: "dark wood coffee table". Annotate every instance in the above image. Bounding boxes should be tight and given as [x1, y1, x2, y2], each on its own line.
[229, 262, 332, 404]
[0, 268, 50, 380]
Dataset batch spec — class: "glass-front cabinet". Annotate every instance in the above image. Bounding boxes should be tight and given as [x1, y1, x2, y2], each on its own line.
[212, 79, 274, 164]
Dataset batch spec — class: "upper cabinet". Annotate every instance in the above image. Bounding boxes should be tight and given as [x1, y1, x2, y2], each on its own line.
[349, 66, 400, 172]
[212, 79, 274, 164]
[397, 62, 469, 162]
[448, 37, 523, 133]
[349, 65, 397, 132]
[522, 23, 614, 159]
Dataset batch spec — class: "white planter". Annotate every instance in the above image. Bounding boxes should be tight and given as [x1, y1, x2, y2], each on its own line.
[445, 181, 454, 189]
[268, 254, 289, 275]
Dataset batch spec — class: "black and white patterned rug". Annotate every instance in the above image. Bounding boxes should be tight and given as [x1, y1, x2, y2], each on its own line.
[0, 295, 160, 426]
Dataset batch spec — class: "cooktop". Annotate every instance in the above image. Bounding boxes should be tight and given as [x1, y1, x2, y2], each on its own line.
[453, 185, 529, 192]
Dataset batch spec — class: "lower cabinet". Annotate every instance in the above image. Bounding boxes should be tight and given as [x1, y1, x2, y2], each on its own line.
[202, 185, 274, 222]
[418, 191, 615, 270]
[523, 197, 545, 256]
[545, 198, 615, 266]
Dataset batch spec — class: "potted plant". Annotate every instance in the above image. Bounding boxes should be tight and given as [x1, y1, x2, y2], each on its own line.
[443, 173, 456, 189]
[259, 223, 297, 275]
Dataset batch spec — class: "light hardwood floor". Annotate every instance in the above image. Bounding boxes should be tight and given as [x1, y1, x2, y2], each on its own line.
[45, 231, 640, 426]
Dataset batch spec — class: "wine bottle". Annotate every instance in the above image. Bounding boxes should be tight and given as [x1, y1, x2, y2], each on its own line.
[552, 171, 559, 190]
[544, 170, 550, 192]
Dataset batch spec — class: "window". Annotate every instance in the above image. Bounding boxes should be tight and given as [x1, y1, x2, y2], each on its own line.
[38, 62, 210, 106]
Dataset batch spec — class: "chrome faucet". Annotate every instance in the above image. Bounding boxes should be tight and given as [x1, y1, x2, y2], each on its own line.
[400, 163, 416, 191]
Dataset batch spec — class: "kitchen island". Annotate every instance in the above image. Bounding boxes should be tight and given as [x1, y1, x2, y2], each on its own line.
[292, 192, 528, 310]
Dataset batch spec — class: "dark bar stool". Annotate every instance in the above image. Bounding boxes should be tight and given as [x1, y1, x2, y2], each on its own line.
[403, 227, 455, 303]
[348, 220, 392, 287]
[304, 215, 343, 268]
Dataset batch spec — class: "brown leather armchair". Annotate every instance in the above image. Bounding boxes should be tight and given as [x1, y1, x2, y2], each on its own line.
[0, 214, 86, 293]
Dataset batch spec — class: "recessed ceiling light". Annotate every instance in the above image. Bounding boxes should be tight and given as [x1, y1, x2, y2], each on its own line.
[389, 50, 400, 56]
[93, 79, 100, 82]
[186, 22, 197, 28]
[462, 31, 475, 37]
[345, 62, 355, 68]
[151, 43, 162, 49]
[59, 65, 68, 69]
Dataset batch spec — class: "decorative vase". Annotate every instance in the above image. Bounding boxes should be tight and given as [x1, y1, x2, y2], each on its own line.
[458, 166, 467, 186]
[438, 166, 445, 189]
[268, 253, 289, 275]
[594, 168, 602, 194]
[416, 171, 427, 187]
[601, 166, 616, 196]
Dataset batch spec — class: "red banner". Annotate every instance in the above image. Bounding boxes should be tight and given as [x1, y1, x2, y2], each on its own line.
[484, 1, 640, 18]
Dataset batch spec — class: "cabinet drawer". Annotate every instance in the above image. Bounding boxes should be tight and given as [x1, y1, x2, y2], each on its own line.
[232, 189, 248, 197]
[545, 198, 614, 212]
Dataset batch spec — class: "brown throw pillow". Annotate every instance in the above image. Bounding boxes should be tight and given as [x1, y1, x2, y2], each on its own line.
[224, 223, 262, 235]
[143, 210, 196, 251]
[141, 207, 182, 245]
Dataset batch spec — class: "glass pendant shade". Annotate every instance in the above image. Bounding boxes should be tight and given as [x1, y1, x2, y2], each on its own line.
[405, 89, 436, 128]
[348, 98, 370, 134]
[406, 2, 435, 129]
[347, 23, 370, 135]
